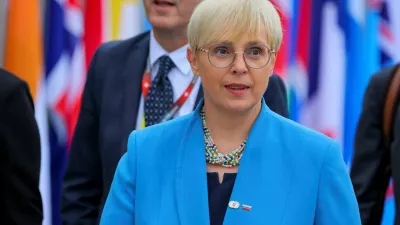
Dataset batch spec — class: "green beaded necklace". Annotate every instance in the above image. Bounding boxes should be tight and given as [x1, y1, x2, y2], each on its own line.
[200, 107, 247, 168]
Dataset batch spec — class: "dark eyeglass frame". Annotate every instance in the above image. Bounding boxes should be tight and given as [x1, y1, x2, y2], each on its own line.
[196, 43, 276, 69]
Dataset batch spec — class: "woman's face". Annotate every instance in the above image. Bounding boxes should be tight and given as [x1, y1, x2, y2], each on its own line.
[187, 26, 276, 114]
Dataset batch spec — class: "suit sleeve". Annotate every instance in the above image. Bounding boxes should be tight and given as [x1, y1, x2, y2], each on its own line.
[61, 48, 103, 225]
[350, 73, 391, 224]
[315, 141, 361, 225]
[0, 82, 43, 224]
[264, 74, 289, 118]
[100, 132, 137, 224]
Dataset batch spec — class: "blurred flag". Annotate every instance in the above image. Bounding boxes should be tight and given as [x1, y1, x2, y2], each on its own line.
[44, 0, 86, 224]
[270, 0, 292, 84]
[104, 0, 144, 41]
[377, 0, 400, 66]
[84, 0, 102, 67]
[3, 0, 51, 224]
[343, 0, 370, 166]
[299, 0, 346, 146]
[288, 0, 311, 121]
[44, 0, 145, 224]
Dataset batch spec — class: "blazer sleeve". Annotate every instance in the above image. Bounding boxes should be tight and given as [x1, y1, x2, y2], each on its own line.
[349, 71, 392, 224]
[100, 132, 137, 224]
[264, 74, 289, 118]
[61, 48, 103, 224]
[315, 141, 361, 225]
[0, 81, 43, 224]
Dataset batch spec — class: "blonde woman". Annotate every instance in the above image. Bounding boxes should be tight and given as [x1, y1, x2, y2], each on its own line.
[100, 0, 361, 224]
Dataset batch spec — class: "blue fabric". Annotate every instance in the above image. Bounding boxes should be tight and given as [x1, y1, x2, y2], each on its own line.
[144, 56, 175, 126]
[100, 99, 361, 225]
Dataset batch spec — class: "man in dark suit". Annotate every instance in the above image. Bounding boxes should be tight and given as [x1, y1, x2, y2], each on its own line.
[350, 64, 400, 225]
[61, 0, 289, 224]
[0, 68, 43, 225]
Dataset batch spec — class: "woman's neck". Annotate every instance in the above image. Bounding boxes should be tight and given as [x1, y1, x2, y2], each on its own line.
[203, 101, 262, 154]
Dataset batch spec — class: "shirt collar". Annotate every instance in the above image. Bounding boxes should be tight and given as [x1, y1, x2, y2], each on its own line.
[149, 30, 191, 76]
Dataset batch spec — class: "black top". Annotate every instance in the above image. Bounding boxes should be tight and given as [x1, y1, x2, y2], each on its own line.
[0, 68, 43, 225]
[207, 172, 237, 225]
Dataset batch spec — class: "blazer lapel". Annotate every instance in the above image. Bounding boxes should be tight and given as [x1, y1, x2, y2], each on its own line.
[121, 34, 150, 154]
[223, 101, 295, 225]
[176, 101, 210, 225]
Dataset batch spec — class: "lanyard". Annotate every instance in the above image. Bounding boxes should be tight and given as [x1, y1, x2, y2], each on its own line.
[140, 57, 199, 128]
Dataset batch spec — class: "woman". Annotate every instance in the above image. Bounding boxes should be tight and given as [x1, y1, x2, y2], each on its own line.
[100, 0, 361, 224]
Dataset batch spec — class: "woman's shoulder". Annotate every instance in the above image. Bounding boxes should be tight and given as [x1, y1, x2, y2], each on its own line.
[267, 110, 339, 161]
[265, 111, 346, 180]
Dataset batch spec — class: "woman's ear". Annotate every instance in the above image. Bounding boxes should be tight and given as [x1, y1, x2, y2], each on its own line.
[187, 46, 200, 77]
[268, 52, 277, 77]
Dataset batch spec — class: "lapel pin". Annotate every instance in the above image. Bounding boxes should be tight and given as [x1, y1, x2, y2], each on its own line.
[242, 204, 252, 211]
[228, 200, 240, 209]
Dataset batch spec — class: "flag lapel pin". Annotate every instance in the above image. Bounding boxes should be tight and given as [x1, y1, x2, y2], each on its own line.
[242, 204, 252, 211]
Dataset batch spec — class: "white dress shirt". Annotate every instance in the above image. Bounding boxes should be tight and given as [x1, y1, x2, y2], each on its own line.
[135, 31, 202, 130]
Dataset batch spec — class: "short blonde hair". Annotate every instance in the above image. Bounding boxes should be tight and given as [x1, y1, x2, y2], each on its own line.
[188, 0, 283, 52]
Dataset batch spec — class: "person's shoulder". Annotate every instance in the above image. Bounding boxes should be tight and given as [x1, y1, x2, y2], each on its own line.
[127, 112, 195, 152]
[0, 68, 26, 102]
[94, 31, 150, 62]
[369, 64, 399, 90]
[372, 64, 398, 78]
[267, 110, 337, 161]
[269, 73, 282, 82]
[268, 73, 284, 87]
[84, 31, 150, 87]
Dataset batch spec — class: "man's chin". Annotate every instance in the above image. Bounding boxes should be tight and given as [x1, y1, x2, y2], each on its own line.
[148, 17, 178, 30]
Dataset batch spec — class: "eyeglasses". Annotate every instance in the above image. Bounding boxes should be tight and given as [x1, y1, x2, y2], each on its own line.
[196, 43, 275, 69]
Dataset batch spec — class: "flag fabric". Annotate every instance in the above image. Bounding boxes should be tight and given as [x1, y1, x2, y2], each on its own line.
[343, 0, 367, 166]
[3, 1, 51, 225]
[84, 0, 102, 68]
[43, 0, 145, 224]
[0, 1, 7, 65]
[44, 0, 86, 224]
[270, 0, 292, 84]
[298, 0, 347, 147]
[104, 0, 144, 41]
[288, 0, 311, 122]
[377, 0, 400, 66]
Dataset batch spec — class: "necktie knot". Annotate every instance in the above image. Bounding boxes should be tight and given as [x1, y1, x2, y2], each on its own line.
[156, 55, 175, 82]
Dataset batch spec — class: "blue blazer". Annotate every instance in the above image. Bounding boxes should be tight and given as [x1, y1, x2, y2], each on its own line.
[100, 100, 361, 225]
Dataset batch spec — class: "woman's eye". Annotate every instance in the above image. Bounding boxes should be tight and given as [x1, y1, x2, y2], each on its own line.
[249, 49, 262, 55]
[215, 48, 228, 55]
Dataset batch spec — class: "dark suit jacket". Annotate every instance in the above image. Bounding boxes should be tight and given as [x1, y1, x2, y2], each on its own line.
[350, 65, 400, 225]
[61, 31, 289, 225]
[0, 68, 43, 225]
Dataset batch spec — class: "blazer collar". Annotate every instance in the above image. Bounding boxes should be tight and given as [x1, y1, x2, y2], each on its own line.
[176, 98, 294, 224]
